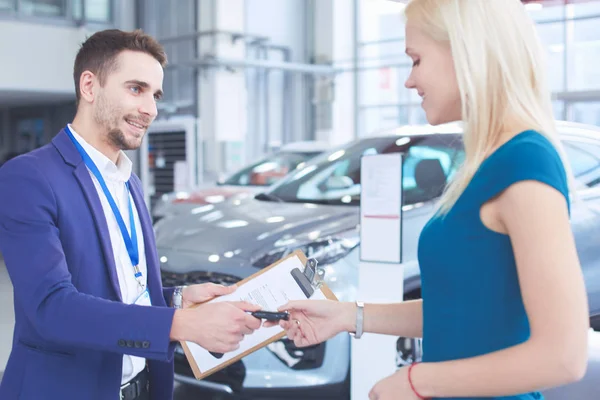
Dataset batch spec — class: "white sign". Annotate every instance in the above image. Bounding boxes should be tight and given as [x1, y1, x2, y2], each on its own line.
[173, 160, 189, 192]
[360, 153, 403, 263]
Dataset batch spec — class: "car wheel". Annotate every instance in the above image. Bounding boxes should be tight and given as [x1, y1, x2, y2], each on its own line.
[395, 336, 423, 367]
[396, 288, 423, 367]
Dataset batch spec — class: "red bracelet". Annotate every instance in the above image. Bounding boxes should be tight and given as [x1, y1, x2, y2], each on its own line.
[408, 362, 428, 399]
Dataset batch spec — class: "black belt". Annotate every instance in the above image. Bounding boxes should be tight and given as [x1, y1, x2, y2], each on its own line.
[120, 366, 150, 400]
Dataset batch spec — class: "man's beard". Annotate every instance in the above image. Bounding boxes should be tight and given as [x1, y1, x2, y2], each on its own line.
[107, 128, 134, 151]
[93, 93, 145, 151]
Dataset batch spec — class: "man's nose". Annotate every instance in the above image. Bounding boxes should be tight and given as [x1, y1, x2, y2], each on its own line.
[139, 96, 158, 119]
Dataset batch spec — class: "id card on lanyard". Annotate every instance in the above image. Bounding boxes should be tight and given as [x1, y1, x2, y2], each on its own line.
[134, 288, 152, 306]
[65, 125, 148, 301]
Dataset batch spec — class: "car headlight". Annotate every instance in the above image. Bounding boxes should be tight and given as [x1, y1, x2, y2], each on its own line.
[251, 229, 360, 269]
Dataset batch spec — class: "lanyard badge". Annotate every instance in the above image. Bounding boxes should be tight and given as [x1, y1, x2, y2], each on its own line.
[65, 125, 145, 292]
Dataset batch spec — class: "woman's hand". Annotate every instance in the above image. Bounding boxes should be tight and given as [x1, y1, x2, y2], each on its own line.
[264, 300, 356, 347]
[369, 368, 420, 400]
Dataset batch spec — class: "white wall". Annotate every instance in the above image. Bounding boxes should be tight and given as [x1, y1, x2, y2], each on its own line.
[0, 21, 89, 94]
[0, 2, 137, 95]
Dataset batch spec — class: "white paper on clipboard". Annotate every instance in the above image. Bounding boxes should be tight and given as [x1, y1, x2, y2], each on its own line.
[181, 251, 336, 378]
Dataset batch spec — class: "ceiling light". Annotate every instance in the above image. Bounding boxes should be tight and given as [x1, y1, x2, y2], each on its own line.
[524, 2, 543, 11]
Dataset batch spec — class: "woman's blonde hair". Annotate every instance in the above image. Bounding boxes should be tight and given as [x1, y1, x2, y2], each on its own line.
[404, 0, 575, 214]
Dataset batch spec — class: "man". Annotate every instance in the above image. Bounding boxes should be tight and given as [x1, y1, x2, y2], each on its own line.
[0, 151, 21, 168]
[0, 29, 261, 400]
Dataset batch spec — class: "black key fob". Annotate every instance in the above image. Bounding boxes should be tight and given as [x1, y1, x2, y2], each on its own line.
[250, 310, 290, 321]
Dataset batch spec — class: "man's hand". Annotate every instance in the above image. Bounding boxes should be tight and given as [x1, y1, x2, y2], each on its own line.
[170, 301, 263, 353]
[181, 283, 236, 308]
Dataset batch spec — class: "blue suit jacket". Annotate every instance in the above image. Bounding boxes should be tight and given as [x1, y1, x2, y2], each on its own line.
[0, 129, 178, 399]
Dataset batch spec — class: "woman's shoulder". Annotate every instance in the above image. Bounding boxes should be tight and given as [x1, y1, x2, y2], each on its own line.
[473, 130, 569, 204]
[484, 130, 565, 177]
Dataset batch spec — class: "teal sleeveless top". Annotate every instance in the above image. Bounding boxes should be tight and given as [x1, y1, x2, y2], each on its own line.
[418, 130, 569, 400]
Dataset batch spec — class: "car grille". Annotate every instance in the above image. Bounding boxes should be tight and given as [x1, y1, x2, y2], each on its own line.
[161, 271, 241, 287]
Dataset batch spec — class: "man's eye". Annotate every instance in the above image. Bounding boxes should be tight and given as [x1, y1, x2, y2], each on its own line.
[130, 86, 140, 94]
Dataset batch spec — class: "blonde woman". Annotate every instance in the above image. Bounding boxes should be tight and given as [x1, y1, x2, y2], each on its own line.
[266, 0, 590, 399]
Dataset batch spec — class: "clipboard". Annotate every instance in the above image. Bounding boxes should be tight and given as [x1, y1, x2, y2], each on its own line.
[179, 250, 338, 380]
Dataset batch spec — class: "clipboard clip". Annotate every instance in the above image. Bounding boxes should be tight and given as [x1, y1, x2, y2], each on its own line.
[290, 257, 325, 299]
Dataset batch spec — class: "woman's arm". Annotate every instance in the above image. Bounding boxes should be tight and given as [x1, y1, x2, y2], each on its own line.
[363, 300, 423, 338]
[275, 299, 423, 348]
[411, 180, 589, 398]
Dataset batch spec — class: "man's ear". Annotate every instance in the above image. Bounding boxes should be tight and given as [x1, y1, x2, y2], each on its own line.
[79, 71, 97, 104]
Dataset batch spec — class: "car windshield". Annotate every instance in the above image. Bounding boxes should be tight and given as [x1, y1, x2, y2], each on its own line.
[266, 134, 465, 206]
[222, 151, 321, 187]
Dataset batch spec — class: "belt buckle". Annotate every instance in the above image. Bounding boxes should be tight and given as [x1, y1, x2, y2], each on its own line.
[120, 381, 131, 400]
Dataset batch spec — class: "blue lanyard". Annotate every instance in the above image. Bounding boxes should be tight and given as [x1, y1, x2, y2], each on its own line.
[65, 125, 143, 286]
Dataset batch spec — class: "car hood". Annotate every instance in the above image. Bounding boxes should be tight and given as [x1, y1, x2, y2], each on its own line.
[155, 197, 360, 266]
[152, 186, 264, 220]
[172, 185, 262, 205]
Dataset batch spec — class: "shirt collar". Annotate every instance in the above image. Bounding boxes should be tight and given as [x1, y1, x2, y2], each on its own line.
[68, 124, 132, 183]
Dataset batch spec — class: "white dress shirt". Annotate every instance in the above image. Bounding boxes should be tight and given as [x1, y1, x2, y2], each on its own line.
[69, 125, 148, 384]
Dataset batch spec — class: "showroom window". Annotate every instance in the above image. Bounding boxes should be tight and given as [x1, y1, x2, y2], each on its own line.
[569, 14, 600, 91]
[536, 21, 566, 93]
[140, 0, 196, 115]
[0, 0, 113, 24]
[0, 0, 13, 12]
[358, 0, 414, 137]
[357, 0, 600, 137]
[530, 1, 600, 92]
[72, 0, 111, 23]
[20, 0, 66, 17]
[570, 101, 600, 126]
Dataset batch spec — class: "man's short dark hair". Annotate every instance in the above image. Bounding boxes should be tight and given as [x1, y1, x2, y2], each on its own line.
[73, 29, 167, 105]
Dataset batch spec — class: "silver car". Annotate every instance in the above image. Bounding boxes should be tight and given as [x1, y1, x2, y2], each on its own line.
[156, 121, 600, 399]
[152, 141, 329, 224]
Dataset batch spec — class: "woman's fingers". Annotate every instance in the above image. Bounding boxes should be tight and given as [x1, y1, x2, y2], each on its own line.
[262, 320, 278, 328]
[278, 300, 314, 313]
[279, 320, 292, 330]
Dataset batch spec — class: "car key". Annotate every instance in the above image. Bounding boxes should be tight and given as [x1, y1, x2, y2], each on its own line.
[208, 311, 290, 359]
[249, 310, 290, 321]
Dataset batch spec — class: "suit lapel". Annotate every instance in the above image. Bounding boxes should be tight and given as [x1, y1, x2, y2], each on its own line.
[73, 165, 123, 301]
[129, 179, 165, 306]
[53, 130, 123, 302]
